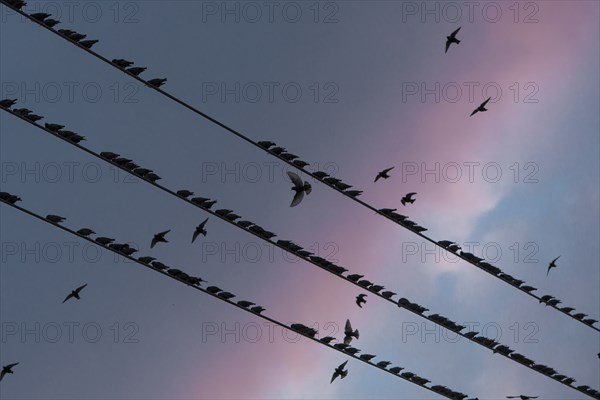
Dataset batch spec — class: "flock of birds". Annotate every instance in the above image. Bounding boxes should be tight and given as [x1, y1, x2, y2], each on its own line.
[0, 2, 599, 398]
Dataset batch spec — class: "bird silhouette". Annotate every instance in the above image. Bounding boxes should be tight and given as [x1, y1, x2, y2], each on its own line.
[506, 396, 538, 400]
[148, 78, 167, 88]
[62, 284, 87, 303]
[375, 167, 394, 182]
[0, 99, 17, 108]
[0, 363, 19, 381]
[30, 12, 51, 21]
[401, 192, 417, 206]
[192, 218, 209, 243]
[445, 27, 461, 53]
[344, 319, 359, 344]
[177, 190, 194, 198]
[330, 360, 349, 384]
[76, 228, 95, 237]
[112, 59, 134, 68]
[46, 214, 65, 224]
[288, 171, 312, 207]
[547, 256, 560, 276]
[43, 18, 60, 27]
[151, 230, 170, 248]
[127, 67, 147, 76]
[470, 97, 491, 117]
[355, 294, 367, 308]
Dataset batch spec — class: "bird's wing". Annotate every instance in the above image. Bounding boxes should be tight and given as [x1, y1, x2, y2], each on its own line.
[75, 284, 87, 293]
[383, 167, 395, 174]
[0, 371, 5, 381]
[150, 238, 158, 248]
[158, 230, 171, 237]
[290, 191, 304, 207]
[287, 171, 304, 187]
[7, 363, 19, 368]
[481, 97, 491, 106]
[469, 108, 478, 117]
[546, 265, 552, 276]
[199, 218, 209, 229]
[345, 319, 352, 332]
[304, 184, 312, 195]
[401, 199, 406, 206]
[451, 27, 461, 36]
[407, 192, 417, 198]
[339, 360, 348, 369]
[330, 371, 339, 384]
[552, 256, 560, 264]
[445, 39, 451, 53]
[62, 293, 73, 303]
[374, 174, 381, 182]
[191, 230, 200, 244]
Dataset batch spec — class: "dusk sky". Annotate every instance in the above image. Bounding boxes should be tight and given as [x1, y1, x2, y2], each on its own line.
[1, 1, 599, 399]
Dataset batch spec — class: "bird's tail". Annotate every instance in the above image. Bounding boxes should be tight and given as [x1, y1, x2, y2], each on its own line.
[455, 39, 461, 44]
[354, 329, 360, 339]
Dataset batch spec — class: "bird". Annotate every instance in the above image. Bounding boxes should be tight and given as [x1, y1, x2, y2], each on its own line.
[0, 363, 19, 381]
[76, 228, 95, 237]
[506, 396, 538, 400]
[127, 67, 147, 76]
[445, 27, 461, 53]
[151, 230, 170, 248]
[355, 294, 367, 308]
[148, 78, 167, 88]
[401, 192, 417, 206]
[43, 18, 60, 27]
[237, 300, 255, 308]
[320, 336, 336, 344]
[177, 190, 194, 198]
[192, 219, 209, 243]
[257, 141, 276, 149]
[30, 12, 51, 21]
[46, 214, 65, 224]
[470, 97, 491, 117]
[79, 40, 98, 49]
[547, 256, 560, 276]
[62, 284, 88, 303]
[374, 167, 394, 182]
[344, 319, 359, 344]
[112, 59, 134, 68]
[287, 171, 312, 207]
[330, 361, 348, 384]
[0, 99, 17, 108]
[44, 123, 65, 132]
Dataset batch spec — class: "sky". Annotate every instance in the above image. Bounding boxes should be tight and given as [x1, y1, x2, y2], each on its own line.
[1, 1, 599, 399]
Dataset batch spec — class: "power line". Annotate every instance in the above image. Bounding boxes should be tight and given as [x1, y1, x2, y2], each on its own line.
[2, 0, 596, 334]
[0, 199, 476, 400]
[2, 107, 598, 400]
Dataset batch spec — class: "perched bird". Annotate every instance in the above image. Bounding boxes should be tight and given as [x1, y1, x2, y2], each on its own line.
[95, 237, 114, 245]
[288, 171, 312, 207]
[320, 336, 336, 344]
[177, 190, 194, 198]
[561, 307, 575, 313]
[257, 141, 276, 149]
[345, 190, 363, 198]
[112, 59, 134, 68]
[43, 18, 60, 27]
[344, 319, 359, 344]
[127, 67, 147, 76]
[237, 300, 255, 308]
[69, 32, 87, 42]
[546, 256, 560, 276]
[30, 12, 51, 21]
[100, 152, 119, 160]
[0, 363, 19, 381]
[0, 99, 17, 108]
[80, 40, 99, 49]
[470, 97, 491, 117]
[62, 284, 88, 303]
[359, 354, 376, 361]
[445, 27, 461, 53]
[381, 291, 396, 299]
[401, 192, 417, 206]
[293, 160, 310, 168]
[46, 214, 65, 224]
[76, 228, 95, 237]
[376, 361, 392, 368]
[138, 256, 156, 264]
[330, 361, 349, 384]
[148, 78, 167, 88]
[151, 230, 170, 248]
[506, 396, 538, 400]
[355, 294, 367, 308]
[192, 218, 209, 243]
[250, 306, 266, 314]
[44, 123, 65, 131]
[374, 167, 394, 182]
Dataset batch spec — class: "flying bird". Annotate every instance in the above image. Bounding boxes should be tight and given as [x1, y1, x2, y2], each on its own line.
[192, 218, 209, 243]
[547, 256, 560, 276]
[445, 27, 461, 53]
[62, 284, 88, 303]
[401, 192, 417, 206]
[0, 363, 19, 381]
[151, 230, 170, 248]
[374, 167, 394, 182]
[355, 294, 367, 308]
[506, 396, 538, 400]
[344, 319, 359, 344]
[287, 171, 312, 207]
[330, 361, 349, 384]
[470, 97, 491, 117]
